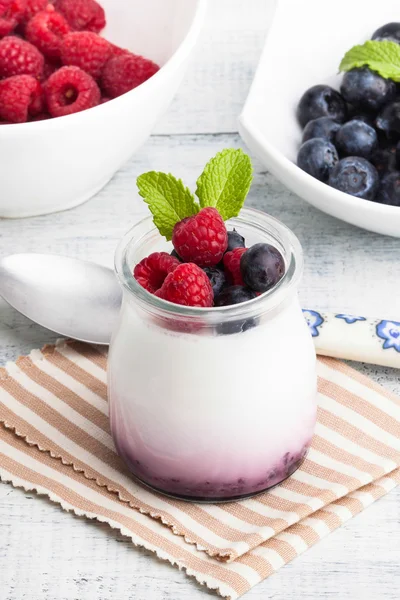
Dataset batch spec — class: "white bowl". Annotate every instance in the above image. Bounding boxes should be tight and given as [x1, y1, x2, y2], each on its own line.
[0, 0, 206, 218]
[239, 0, 400, 237]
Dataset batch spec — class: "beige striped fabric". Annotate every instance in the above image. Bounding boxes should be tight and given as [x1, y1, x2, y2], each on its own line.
[0, 340, 399, 599]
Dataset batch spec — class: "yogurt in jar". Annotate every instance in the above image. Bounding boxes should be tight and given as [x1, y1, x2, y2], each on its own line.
[108, 208, 317, 501]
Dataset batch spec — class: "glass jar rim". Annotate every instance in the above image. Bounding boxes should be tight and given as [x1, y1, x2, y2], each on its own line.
[114, 207, 303, 322]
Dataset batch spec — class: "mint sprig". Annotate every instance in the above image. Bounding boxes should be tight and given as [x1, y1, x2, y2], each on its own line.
[136, 148, 253, 240]
[137, 172, 198, 241]
[339, 40, 400, 81]
[195, 148, 253, 220]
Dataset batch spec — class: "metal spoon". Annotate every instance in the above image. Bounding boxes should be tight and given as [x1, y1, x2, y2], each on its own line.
[0, 254, 121, 345]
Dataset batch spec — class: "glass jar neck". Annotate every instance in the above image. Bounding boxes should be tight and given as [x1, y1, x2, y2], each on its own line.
[115, 208, 303, 324]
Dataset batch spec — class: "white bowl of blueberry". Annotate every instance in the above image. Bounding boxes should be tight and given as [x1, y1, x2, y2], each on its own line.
[239, 0, 400, 237]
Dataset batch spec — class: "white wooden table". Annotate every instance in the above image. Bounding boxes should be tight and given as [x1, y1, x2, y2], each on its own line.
[1, 2, 400, 598]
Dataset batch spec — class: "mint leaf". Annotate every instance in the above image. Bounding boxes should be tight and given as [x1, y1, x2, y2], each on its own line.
[339, 40, 400, 81]
[137, 172, 199, 240]
[195, 148, 253, 220]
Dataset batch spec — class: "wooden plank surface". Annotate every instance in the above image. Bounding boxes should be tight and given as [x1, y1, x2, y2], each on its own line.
[1, 1, 400, 598]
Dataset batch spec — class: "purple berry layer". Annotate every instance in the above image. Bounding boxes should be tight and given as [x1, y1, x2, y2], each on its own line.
[113, 438, 311, 501]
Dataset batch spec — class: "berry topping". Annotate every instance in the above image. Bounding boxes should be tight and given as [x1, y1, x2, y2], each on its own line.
[61, 31, 112, 79]
[133, 252, 180, 294]
[214, 286, 257, 334]
[0, 0, 26, 36]
[335, 120, 378, 160]
[214, 285, 256, 307]
[54, 0, 105, 33]
[172, 207, 228, 267]
[203, 266, 226, 297]
[0, 74, 43, 122]
[241, 243, 285, 293]
[25, 5, 70, 60]
[0, 35, 44, 79]
[157, 263, 213, 308]
[328, 157, 379, 200]
[302, 117, 341, 144]
[44, 65, 100, 117]
[170, 249, 182, 262]
[223, 247, 247, 285]
[297, 84, 347, 128]
[101, 52, 159, 98]
[226, 228, 245, 251]
[297, 138, 339, 182]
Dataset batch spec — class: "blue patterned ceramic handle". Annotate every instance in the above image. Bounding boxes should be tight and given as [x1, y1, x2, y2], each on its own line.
[302, 310, 400, 369]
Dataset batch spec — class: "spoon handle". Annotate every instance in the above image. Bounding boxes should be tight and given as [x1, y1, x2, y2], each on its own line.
[302, 310, 400, 369]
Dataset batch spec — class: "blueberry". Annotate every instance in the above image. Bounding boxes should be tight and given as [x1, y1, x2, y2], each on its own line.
[347, 113, 375, 127]
[170, 249, 182, 261]
[297, 138, 339, 182]
[376, 172, 400, 206]
[203, 267, 226, 297]
[214, 285, 256, 307]
[226, 229, 245, 251]
[297, 85, 347, 128]
[241, 243, 285, 293]
[396, 141, 400, 166]
[335, 120, 378, 159]
[302, 117, 340, 143]
[214, 286, 257, 335]
[372, 22, 400, 43]
[340, 67, 396, 113]
[376, 101, 400, 139]
[328, 157, 379, 200]
[371, 145, 398, 175]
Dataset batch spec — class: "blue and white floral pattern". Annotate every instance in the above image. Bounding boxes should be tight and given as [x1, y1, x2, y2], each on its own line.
[335, 314, 367, 325]
[376, 320, 400, 353]
[302, 309, 324, 337]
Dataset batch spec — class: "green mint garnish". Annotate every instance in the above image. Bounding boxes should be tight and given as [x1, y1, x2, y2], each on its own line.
[339, 40, 400, 81]
[195, 148, 253, 220]
[137, 172, 199, 241]
[136, 148, 253, 239]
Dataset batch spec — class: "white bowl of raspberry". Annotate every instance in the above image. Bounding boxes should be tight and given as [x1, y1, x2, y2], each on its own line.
[0, 0, 206, 218]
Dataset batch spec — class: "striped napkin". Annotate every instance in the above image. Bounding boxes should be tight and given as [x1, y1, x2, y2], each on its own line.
[1, 340, 400, 599]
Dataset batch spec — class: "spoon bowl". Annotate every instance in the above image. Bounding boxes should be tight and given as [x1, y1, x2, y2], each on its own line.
[0, 254, 121, 344]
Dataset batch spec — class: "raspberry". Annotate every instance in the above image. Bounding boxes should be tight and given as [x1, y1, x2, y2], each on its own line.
[133, 252, 180, 294]
[101, 53, 159, 98]
[110, 43, 129, 57]
[157, 263, 214, 308]
[223, 247, 247, 285]
[54, 0, 105, 33]
[0, 74, 43, 122]
[20, 0, 47, 26]
[25, 5, 70, 60]
[30, 111, 49, 120]
[61, 31, 112, 79]
[0, 36, 44, 78]
[172, 207, 228, 268]
[44, 65, 100, 117]
[0, 0, 26, 36]
[43, 58, 58, 79]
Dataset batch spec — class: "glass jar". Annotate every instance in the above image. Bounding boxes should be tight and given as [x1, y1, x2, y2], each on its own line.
[109, 208, 317, 502]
